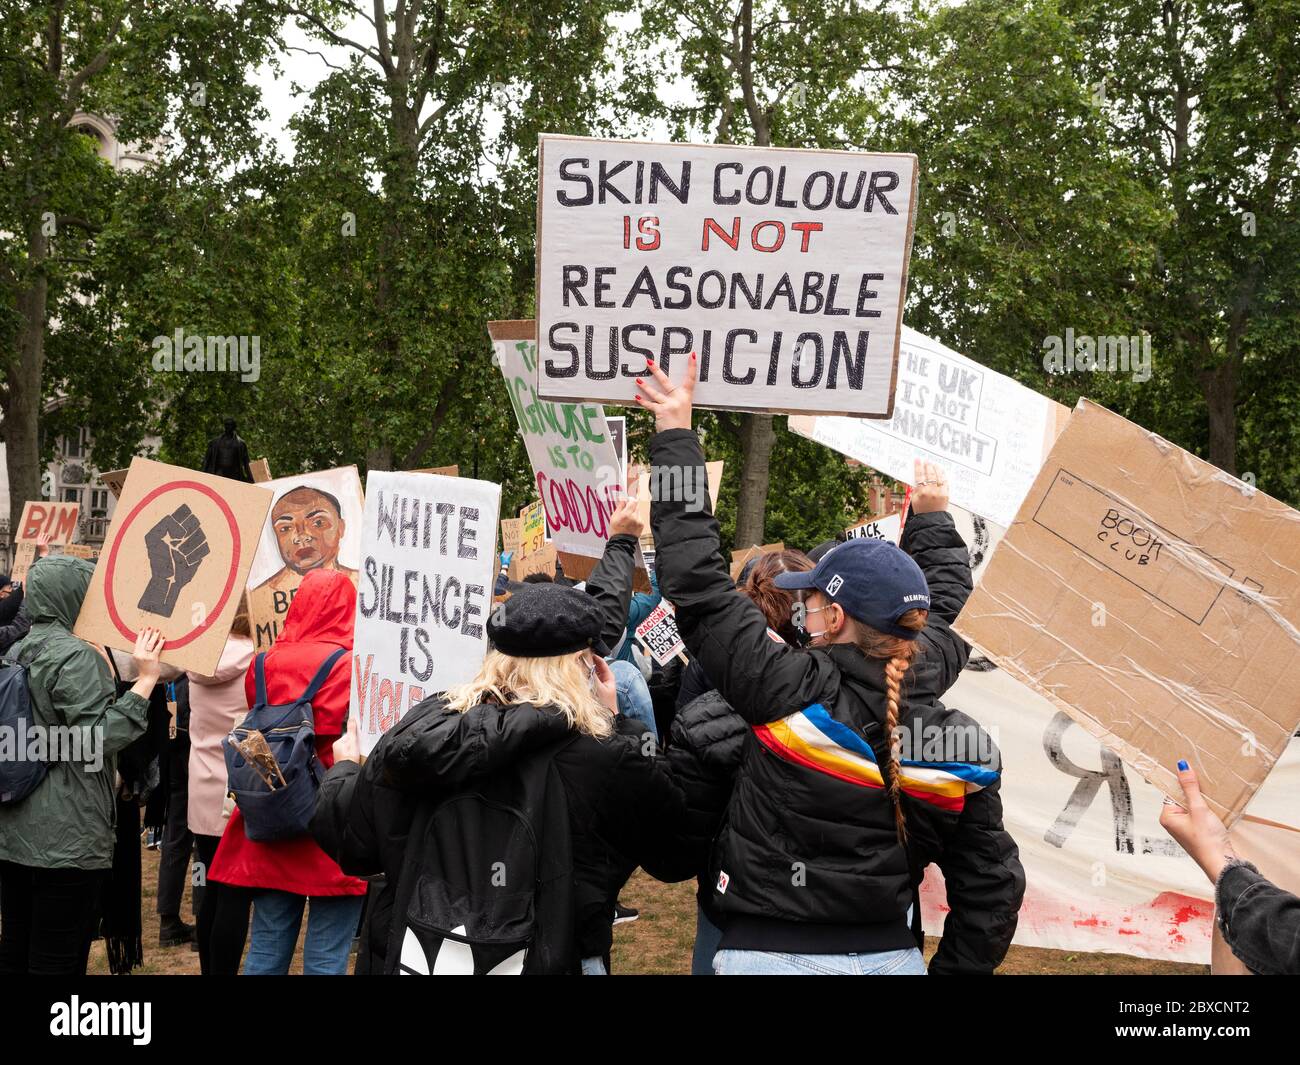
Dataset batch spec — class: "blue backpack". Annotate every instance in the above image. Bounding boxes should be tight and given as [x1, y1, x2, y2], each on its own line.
[223, 647, 347, 842]
[0, 646, 46, 805]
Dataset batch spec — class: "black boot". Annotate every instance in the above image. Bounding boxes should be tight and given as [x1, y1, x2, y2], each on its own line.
[159, 915, 195, 948]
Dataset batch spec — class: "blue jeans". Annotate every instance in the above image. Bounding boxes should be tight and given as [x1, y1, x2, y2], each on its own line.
[609, 659, 658, 742]
[580, 956, 607, 975]
[243, 890, 364, 975]
[692, 905, 724, 976]
[713, 946, 927, 976]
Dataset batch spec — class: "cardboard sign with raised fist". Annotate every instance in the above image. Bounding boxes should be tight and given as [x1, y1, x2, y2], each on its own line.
[74, 457, 273, 674]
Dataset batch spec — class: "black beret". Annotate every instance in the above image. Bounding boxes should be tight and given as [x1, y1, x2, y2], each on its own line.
[488, 583, 610, 658]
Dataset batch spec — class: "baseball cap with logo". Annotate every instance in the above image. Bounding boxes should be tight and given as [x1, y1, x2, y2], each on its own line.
[772, 537, 930, 639]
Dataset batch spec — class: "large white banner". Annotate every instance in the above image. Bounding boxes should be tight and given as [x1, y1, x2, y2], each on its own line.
[489, 321, 631, 564]
[790, 326, 1067, 527]
[923, 663, 1300, 964]
[351, 471, 500, 755]
[536, 135, 917, 417]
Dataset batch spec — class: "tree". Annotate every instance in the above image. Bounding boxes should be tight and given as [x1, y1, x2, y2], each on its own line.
[625, 0, 911, 547]
[1064, 0, 1300, 482]
[1, 1, 282, 533]
[252, 0, 625, 494]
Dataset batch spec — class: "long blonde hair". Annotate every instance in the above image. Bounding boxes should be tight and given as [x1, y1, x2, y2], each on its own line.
[851, 608, 928, 844]
[443, 648, 613, 738]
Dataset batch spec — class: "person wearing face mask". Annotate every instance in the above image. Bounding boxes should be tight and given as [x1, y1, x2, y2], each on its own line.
[637, 354, 1024, 975]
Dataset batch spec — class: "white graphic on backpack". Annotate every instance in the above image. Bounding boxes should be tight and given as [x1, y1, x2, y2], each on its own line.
[398, 925, 526, 976]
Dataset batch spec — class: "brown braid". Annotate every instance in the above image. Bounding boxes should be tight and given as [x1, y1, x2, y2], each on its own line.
[852, 608, 927, 845]
[882, 656, 909, 843]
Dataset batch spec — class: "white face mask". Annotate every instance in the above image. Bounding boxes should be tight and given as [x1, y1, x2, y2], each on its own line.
[803, 603, 838, 646]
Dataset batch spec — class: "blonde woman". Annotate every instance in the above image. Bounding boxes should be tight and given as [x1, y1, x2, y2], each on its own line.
[312, 582, 683, 975]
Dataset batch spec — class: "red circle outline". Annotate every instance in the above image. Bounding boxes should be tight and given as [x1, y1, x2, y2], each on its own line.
[103, 481, 242, 648]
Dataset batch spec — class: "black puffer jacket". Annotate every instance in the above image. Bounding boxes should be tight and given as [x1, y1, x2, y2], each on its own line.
[652, 508, 976, 923]
[644, 690, 747, 890]
[650, 427, 1025, 972]
[312, 695, 684, 973]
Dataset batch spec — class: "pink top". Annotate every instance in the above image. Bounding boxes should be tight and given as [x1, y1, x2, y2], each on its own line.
[186, 636, 256, 839]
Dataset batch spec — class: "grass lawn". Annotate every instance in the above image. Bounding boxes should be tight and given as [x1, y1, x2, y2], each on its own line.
[88, 848, 1207, 976]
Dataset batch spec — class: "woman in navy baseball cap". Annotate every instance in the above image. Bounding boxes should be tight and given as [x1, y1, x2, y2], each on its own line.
[637, 354, 1024, 977]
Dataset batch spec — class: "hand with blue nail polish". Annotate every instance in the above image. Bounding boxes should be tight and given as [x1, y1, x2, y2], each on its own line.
[1159, 758, 1235, 882]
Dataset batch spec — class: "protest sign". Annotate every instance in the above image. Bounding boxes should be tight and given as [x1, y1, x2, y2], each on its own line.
[488, 321, 633, 569]
[519, 501, 546, 558]
[250, 458, 273, 483]
[62, 544, 100, 561]
[244, 466, 365, 652]
[99, 468, 130, 499]
[635, 602, 686, 665]
[16, 501, 79, 545]
[548, 547, 652, 594]
[1212, 814, 1300, 973]
[845, 511, 902, 544]
[536, 135, 917, 417]
[73, 458, 272, 675]
[10, 543, 36, 584]
[411, 465, 459, 477]
[919, 663, 1300, 965]
[790, 326, 1070, 528]
[729, 541, 785, 582]
[501, 518, 522, 556]
[606, 416, 627, 480]
[352, 471, 500, 755]
[956, 398, 1300, 823]
[510, 541, 557, 583]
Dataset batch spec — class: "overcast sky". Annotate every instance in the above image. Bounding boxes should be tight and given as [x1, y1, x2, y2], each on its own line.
[249, 11, 683, 160]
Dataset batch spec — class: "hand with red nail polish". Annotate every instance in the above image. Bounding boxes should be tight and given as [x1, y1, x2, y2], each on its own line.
[635, 351, 697, 432]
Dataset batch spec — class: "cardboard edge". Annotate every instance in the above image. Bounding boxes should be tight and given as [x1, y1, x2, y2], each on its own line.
[487, 319, 538, 342]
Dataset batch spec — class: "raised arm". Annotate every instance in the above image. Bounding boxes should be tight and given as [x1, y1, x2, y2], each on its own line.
[583, 497, 643, 656]
[640, 357, 837, 725]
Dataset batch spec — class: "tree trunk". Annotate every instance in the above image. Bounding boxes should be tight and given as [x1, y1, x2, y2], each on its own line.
[734, 413, 776, 548]
[7, 218, 50, 539]
[365, 443, 394, 472]
[730, 0, 777, 550]
[1200, 360, 1237, 475]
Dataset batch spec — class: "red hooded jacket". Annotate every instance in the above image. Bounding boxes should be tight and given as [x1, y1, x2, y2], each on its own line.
[209, 569, 368, 897]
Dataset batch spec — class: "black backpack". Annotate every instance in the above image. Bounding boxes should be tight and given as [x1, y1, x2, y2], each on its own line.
[0, 644, 45, 805]
[223, 647, 346, 842]
[385, 736, 578, 975]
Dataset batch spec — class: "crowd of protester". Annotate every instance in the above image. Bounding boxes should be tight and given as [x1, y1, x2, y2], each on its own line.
[0, 367, 1295, 975]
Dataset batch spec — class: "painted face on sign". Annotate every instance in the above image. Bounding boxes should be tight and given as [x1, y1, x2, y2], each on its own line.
[272, 487, 346, 576]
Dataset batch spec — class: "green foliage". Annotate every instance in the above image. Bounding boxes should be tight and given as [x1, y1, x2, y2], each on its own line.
[6, 0, 1297, 537]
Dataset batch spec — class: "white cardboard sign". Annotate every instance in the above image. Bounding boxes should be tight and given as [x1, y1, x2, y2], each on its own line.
[489, 321, 635, 566]
[351, 471, 500, 755]
[790, 326, 1068, 528]
[536, 135, 917, 417]
[635, 601, 685, 665]
[845, 511, 902, 545]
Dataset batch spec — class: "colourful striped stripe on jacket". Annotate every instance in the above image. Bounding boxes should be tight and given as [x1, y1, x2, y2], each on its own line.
[752, 703, 997, 813]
